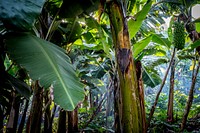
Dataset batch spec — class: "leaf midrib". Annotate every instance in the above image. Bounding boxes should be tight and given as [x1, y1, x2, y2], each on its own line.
[33, 36, 75, 108]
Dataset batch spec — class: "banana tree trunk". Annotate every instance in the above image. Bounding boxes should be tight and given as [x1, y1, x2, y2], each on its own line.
[107, 1, 144, 132]
[18, 99, 29, 133]
[44, 90, 51, 133]
[6, 93, 20, 133]
[13, 97, 20, 133]
[68, 108, 78, 132]
[6, 92, 15, 133]
[26, 81, 43, 133]
[136, 60, 146, 132]
[57, 109, 66, 133]
[167, 49, 176, 122]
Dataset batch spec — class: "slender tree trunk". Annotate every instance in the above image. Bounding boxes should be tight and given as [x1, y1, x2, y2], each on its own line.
[107, 1, 144, 132]
[27, 81, 43, 133]
[6, 92, 17, 133]
[13, 97, 20, 133]
[180, 20, 200, 130]
[44, 90, 51, 133]
[114, 72, 120, 132]
[167, 48, 176, 122]
[26, 114, 30, 133]
[180, 57, 200, 131]
[148, 48, 176, 128]
[136, 60, 146, 132]
[17, 99, 29, 133]
[57, 109, 66, 133]
[68, 108, 78, 132]
[6, 96, 20, 133]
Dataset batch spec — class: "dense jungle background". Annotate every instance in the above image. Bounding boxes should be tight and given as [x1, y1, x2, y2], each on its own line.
[0, 0, 200, 132]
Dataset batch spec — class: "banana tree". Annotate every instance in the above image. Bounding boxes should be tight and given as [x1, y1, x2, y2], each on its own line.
[0, 0, 85, 111]
[0, 0, 90, 131]
[102, 0, 154, 132]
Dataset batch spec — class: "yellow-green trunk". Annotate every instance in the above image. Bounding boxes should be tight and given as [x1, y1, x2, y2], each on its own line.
[107, 1, 143, 132]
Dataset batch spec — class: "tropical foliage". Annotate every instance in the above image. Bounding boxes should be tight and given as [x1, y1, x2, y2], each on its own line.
[0, 0, 200, 132]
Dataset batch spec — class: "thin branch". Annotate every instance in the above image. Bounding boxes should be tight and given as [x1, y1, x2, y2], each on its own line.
[180, 56, 200, 131]
[147, 48, 176, 128]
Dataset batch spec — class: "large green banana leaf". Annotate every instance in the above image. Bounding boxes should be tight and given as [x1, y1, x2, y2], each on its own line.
[133, 34, 172, 58]
[128, 1, 152, 39]
[0, 0, 45, 30]
[5, 33, 84, 111]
